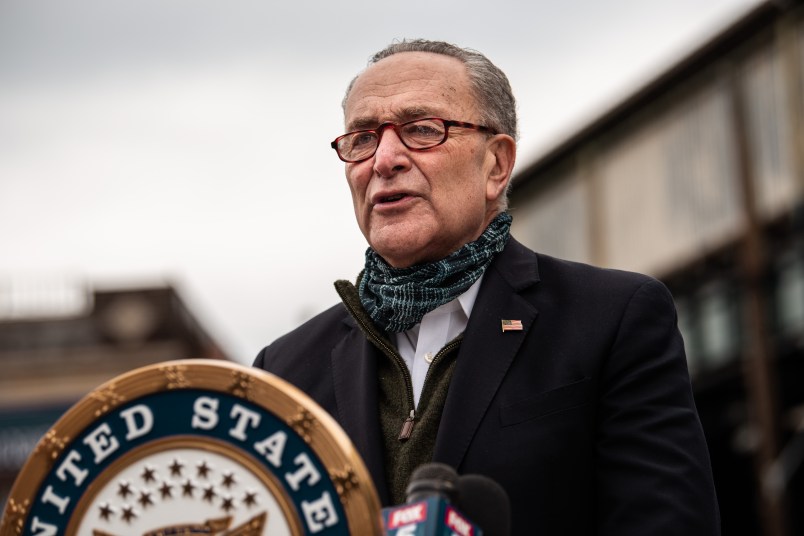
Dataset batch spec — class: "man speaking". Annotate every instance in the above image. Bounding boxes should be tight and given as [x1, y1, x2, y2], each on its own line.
[254, 39, 720, 534]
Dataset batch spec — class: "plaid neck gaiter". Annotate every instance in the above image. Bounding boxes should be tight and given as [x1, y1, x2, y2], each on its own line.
[359, 212, 512, 333]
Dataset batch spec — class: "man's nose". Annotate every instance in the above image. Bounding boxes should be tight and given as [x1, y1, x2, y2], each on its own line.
[373, 127, 410, 177]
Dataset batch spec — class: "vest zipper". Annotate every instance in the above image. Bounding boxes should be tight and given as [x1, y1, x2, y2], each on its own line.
[395, 337, 463, 440]
[399, 410, 416, 440]
[337, 289, 418, 440]
[421, 338, 462, 393]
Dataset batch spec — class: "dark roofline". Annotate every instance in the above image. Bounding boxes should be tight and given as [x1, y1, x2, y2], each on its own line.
[512, 0, 794, 188]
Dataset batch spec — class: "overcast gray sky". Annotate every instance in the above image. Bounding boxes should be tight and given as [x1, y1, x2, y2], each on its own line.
[0, 0, 762, 362]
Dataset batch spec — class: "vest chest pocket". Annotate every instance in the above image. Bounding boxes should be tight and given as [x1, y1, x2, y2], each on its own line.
[499, 377, 592, 427]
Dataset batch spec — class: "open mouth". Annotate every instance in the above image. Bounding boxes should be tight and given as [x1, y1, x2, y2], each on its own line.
[380, 193, 406, 203]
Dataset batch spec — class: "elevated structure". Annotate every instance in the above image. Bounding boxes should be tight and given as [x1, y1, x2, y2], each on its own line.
[510, 2, 804, 534]
[0, 283, 229, 507]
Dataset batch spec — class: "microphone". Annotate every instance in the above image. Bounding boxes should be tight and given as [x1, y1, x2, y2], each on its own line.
[455, 474, 511, 536]
[405, 462, 459, 503]
[382, 463, 510, 536]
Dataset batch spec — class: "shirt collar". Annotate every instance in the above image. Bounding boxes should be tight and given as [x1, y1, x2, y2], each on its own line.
[457, 274, 483, 319]
[424, 274, 484, 320]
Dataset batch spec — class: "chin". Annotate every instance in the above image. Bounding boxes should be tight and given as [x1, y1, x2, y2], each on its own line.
[371, 241, 427, 268]
[370, 227, 421, 251]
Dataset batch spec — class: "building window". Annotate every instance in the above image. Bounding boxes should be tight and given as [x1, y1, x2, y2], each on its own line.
[697, 281, 740, 368]
[676, 296, 702, 375]
[775, 248, 804, 339]
[741, 44, 796, 219]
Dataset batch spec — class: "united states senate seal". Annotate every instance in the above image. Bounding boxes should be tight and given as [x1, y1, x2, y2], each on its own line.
[0, 359, 383, 535]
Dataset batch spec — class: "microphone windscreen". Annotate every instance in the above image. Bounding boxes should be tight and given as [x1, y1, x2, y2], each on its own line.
[405, 462, 459, 503]
[457, 474, 511, 536]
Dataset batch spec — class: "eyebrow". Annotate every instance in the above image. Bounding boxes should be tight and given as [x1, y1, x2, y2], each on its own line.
[346, 106, 439, 132]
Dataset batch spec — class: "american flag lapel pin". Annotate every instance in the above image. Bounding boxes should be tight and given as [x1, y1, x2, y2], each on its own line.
[501, 319, 523, 332]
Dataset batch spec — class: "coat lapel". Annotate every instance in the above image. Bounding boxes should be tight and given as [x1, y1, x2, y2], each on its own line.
[330, 319, 391, 504]
[434, 239, 540, 469]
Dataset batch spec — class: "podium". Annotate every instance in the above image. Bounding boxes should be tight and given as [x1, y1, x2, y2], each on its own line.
[0, 360, 383, 535]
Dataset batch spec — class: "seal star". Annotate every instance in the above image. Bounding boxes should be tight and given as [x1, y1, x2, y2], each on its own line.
[220, 495, 235, 513]
[140, 465, 157, 484]
[98, 502, 115, 521]
[221, 471, 236, 489]
[182, 479, 196, 498]
[158, 481, 173, 500]
[196, 460, 212, 479]
[138, 490, 154, 508]
[121, 505, 137, 523]
[202, 485, 217, 503]
[169, 459, 184, 477]
[117, 481, 133, 499]
[243, 491, 258, 508]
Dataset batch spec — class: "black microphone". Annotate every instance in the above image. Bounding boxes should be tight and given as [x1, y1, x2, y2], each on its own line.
[456, 474, 511, 536]
[405, 462, 459, 503]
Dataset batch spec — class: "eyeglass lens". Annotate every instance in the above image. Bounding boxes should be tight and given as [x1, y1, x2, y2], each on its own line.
[336, 118, 448, 162]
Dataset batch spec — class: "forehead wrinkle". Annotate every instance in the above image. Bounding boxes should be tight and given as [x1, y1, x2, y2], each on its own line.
[344, 54, 472, 131]
[346, 104, 454, 132]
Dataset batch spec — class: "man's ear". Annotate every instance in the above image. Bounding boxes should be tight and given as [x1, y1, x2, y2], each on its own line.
[484, 134, 517, 203]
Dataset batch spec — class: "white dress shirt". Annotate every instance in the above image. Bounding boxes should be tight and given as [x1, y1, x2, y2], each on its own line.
[395, 276, 484, 407]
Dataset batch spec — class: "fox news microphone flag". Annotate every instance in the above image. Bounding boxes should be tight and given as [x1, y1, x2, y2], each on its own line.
[0, 359, 383, 536]
[383, 495, 482, 536]
[382, 463, 511, 536]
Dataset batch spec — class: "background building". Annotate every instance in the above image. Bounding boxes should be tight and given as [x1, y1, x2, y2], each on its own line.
[509, 2, 803, 535]
[0, 283, 229, 507]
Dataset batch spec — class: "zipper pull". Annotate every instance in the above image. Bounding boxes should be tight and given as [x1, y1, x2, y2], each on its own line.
[398, 410, 415, 441]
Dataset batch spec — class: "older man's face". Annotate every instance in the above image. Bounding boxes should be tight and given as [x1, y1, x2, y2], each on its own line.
[342, 52, 512, 268]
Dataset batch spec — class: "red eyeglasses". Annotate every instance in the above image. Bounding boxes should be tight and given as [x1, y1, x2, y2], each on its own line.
[330, 117, 496, 163]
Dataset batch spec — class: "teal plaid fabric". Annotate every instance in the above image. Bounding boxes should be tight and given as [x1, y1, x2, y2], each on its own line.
[359, 212, 512, 332]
